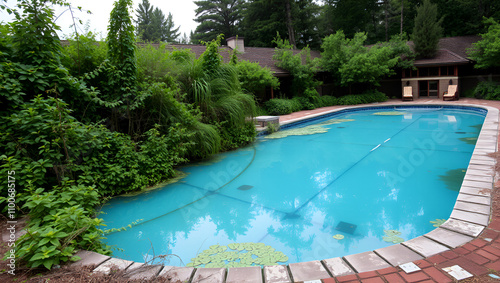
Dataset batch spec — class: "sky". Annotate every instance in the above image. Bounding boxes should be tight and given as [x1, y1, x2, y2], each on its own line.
[0, 0, 198, 40]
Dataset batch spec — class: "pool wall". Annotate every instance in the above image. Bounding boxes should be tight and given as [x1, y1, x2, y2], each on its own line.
[71, 103, 499, 283]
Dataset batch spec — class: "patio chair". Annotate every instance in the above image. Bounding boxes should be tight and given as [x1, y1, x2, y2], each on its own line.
[402, 86, 413, 101]
[443, 85, 458, 101]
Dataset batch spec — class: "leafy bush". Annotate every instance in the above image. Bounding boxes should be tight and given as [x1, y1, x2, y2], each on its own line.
[293, 96, 315, 110]
[61, 30, 107, 76]
[473, 81, 500, 100]
[264, 98, 302, 115]
[217, 121, 257, 151]
[315, 96, 338, 108]
[234, 60, 280, 101]
[13, 184, 109, 269]
[273, 34, 321, 97]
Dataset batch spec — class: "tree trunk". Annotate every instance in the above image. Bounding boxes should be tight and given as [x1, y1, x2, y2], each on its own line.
[285, 0, 296, 48]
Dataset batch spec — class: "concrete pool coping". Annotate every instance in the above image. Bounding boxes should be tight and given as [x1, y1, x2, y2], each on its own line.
[71, 102, 499, 282]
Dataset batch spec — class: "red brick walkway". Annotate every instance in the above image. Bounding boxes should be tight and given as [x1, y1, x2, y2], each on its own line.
[281, 98, 500, 283]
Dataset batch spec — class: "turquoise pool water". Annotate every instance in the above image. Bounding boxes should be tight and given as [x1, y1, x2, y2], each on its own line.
[101, 106, 486, 267]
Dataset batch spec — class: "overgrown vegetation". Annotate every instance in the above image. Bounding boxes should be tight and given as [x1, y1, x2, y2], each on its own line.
[471, 81, 500, 100]
[468, 17, 500, 69]
[0, 0, 256, 270]
[272, 33, 321, 102]
[321, 31, 413, 91]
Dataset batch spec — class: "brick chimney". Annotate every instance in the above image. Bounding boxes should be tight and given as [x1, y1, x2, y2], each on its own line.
[227, 36, 245, 53]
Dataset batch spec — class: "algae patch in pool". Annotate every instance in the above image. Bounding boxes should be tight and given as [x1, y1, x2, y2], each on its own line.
[187, 243, 289, 268]
[430, 219, 446, 227]
[382, 230, 404, 244]
[265, 119, 354, 139]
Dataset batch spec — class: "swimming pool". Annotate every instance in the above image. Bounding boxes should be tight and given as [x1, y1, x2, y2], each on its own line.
[101, 105, 487, 268]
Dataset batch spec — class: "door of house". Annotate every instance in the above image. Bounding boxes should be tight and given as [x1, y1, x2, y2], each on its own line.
[419, 80, 439, 97]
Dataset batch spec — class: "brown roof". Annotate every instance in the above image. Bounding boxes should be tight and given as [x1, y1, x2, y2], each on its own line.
[411, 35, 481, 66]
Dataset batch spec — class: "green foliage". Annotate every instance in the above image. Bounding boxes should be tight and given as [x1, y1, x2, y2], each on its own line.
[235, 60, 280, 101]
[192, 0, 244, 44]
[314, 95, 338, 108]
[61, 30, 107, 76]
[468, 18, 500, 69]
[472, 81, 500, 100]
[201, 34, 224, 75]
[412, 0, 443, 59]
[11, 184, 109, 269]
[264, 98, 303, 115]
[107, 0, 136, 98]
[321, 31, 413, 88]
[217, 121, 257, 151]
[135, 0, 180, 43]
[241, 0, 321, 49]
[273, 33, 320, 99]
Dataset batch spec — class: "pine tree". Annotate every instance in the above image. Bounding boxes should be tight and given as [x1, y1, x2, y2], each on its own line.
[135, 0, 154, 42]
[411, 0, 443, 58]
[164, 12, 181, 42]
[192, 0, 244, 44]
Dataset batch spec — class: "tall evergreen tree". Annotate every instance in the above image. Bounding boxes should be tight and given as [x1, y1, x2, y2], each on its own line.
[163, 12, 181, 42]
[411, 0, 443, 58]
[150, 8, 180, 42]
[192, 0, 244, 44]
[135, 0, 154, 41]
[135, 0, 180, 42]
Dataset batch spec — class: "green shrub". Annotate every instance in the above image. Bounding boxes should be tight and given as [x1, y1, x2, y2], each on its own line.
[315, 96, 338, 107]
[235, 60, 280, 101]
[293, 97, 315, 110]
[13, 184, 110, 269]
[217, 121, 257, 151]
[61, 30, 107, 76]
[264, 98, 302, 115]
[473, 81, 500, 100]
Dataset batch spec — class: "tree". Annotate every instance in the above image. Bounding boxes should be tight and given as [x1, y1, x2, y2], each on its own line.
[163, 12, 181, 42]
[272, 33, 320, 98]
[135, 0, 154, 41]
[468, 18, 500, 69]
[107, 0, 137, 132]
[150, 9, 180, 42]
[321, 31, 413, 91]
[192, 0, 244, 44]
[322, 0, 380, 39]
[135, 0, 180, 42]
[411, 0, 443, 58]
[242, 0, 321, 49]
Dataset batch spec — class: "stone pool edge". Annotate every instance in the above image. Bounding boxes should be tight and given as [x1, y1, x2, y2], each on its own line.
[71, 103, 499, 283]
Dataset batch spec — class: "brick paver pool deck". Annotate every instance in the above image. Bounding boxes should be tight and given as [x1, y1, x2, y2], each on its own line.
[73, 98, 500, 282]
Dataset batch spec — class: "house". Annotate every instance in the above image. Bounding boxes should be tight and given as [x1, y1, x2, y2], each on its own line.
[399, 35, 497, 100]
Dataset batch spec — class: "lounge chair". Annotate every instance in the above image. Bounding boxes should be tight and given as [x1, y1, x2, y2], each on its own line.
[402, 86, 413, 101]
[443, 85, 458, 101]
